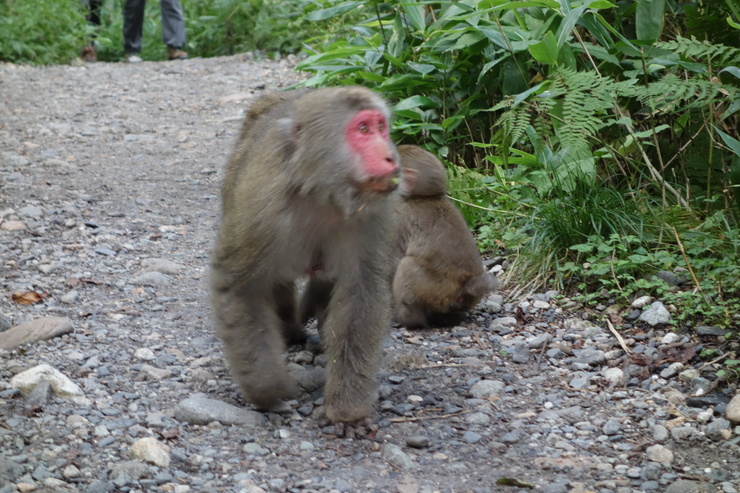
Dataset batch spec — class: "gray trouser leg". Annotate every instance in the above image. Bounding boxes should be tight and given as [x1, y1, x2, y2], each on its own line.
[123, 0, 145, 54]
[160, 0, 186, 49]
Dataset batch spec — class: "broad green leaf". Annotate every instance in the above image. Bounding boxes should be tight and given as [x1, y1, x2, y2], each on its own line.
[388, 12, 406, 59]
[635, 0, 665, 41]
[719, 66, 740, 80]
[727, 16, 740, 29]
[587, 0, 615, 8]
[305, 2, 362, 21]
[451, 31, 487, 51]
[556, 6, 587, 47]
[715, 127, 740, 158]
[528, 31, 558, 64]
[406, 61, 436, 75]
[402, 1, 426, 32]
[513, 81, 548, 106]
[394, 95, 438, 111]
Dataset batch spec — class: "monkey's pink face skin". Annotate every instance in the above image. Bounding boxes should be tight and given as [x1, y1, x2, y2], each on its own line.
[347, 110, 398, 191]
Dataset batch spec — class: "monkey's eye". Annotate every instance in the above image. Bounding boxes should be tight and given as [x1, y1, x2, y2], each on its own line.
[378, 122, 385, 132]
[359, 123, 369, 133]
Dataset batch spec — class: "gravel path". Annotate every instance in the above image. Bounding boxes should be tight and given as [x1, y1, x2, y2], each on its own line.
[1, 55, 739, 493]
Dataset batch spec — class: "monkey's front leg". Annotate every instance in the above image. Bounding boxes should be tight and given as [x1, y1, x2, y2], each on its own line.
[321, 263, 391, 423]
[210, 270, 298, 410]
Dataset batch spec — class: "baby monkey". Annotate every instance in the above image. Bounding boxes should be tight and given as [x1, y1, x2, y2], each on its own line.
[393, 145, 498, 328]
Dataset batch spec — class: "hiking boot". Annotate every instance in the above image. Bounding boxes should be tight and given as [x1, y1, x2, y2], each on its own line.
[167, 47, 188, 60]
[124, 53, 143, 63]
[81, 44, 97, 63]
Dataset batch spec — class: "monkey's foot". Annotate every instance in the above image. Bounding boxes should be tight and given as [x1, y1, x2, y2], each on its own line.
[319, 414, 379, 440]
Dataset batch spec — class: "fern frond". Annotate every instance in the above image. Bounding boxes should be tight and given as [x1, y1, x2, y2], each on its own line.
[623, 74, 732, 113]
[656, 36, 740, 67]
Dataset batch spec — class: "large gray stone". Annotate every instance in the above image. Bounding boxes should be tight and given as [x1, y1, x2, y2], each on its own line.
[174, 393, 268, 426]
[0, 317, 73, 350]
[638, 301, 672, 326]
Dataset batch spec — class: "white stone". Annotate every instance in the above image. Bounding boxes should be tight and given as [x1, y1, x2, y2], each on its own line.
[603, 367, 625, 386]
[130, 437, 171, 467]
[661, 332, 680, 344]
[646, 444, 674, 463]
[134, 347, 156, 360]
[10, 364, 90, 406]
[726, 394, 740, 423]
[631, 295, 653, 309]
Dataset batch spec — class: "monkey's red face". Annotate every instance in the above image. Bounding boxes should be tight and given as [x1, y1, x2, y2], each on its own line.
[346, 110, 398, 192]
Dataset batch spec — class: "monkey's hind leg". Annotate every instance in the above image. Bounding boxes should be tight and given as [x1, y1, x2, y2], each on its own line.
[211, 274, 299, 410]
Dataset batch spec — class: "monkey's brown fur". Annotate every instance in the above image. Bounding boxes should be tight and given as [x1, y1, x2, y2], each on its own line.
[393, 145, 498, 328]
[210, 87, 408, 423]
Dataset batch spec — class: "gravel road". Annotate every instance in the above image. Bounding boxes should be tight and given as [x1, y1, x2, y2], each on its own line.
[1, 54, 739, 493]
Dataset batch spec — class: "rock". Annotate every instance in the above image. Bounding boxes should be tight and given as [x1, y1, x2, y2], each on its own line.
[664, 480, 717, 493]
[10, 364, 90, 406]
[0, 220, 26, 231]
[511, 341, 531, 363]
[661, 332, 681, 344]
[141, 258, 184, 275]
[656, 270, 681, 286]
[462, 431, 482, 443]
[690, 377, 712, 396]
[24, 378, 51, 406]
[0, 312, 12, 332]
[406, 436, 431, 449]
[645, 444, 674, 463]
[0, 316, 74, 350]
[134, 348, 156, 360]
[696, 326, 731, 337]
[382, 443, 415, 470]
[727, 394, 740, 423]
[290, 367, 325, 392]
[638, 302, 671, 326]
[603, 418, 622, 436]
[18, 205, 43, 218]
[527, 333, 552, 349]
[653, 424, 669, 442]
[704, 418, 731, 441]
[129, 271, 170, 287]
[174, 393, 268, 426]
[631, 296, 653, 309]
[130, 437, 171, 467]
[469, 379, 504, 398]
[660, 362, 684, 379]
[576, 349, 606, 366]
[603, 367, 624, 386]
[489, 317, 517, 331]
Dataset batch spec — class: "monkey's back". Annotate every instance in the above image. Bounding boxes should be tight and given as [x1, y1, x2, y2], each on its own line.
[394, 196, 485, 309]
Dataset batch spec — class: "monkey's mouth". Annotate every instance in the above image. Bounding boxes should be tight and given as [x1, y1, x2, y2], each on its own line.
[360, 174, 399, 194]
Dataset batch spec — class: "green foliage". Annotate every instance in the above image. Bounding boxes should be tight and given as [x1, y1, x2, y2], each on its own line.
[561, 223, 740, 329]
[0, 0, 89, 65]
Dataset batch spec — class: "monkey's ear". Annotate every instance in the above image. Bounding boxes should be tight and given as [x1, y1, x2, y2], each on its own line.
[398, 167, 419, 198]
[276, 118, 300, 142]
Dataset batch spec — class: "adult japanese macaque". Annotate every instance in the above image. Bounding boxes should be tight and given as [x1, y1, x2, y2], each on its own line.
[209, 86, 415, 424]
[392, 145, 498, 328]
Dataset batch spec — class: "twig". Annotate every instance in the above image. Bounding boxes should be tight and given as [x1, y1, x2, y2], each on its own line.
[606, 318, 632, 355]
[697, 351, 735, 372]
[535, 342, 548, 373]
[672, 226, 710, 305]
[389, 410, 471, 423]
[417, 363, 479, 369]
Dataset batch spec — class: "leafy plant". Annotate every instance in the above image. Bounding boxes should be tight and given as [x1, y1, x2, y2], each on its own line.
[0, 0, 89, 65]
